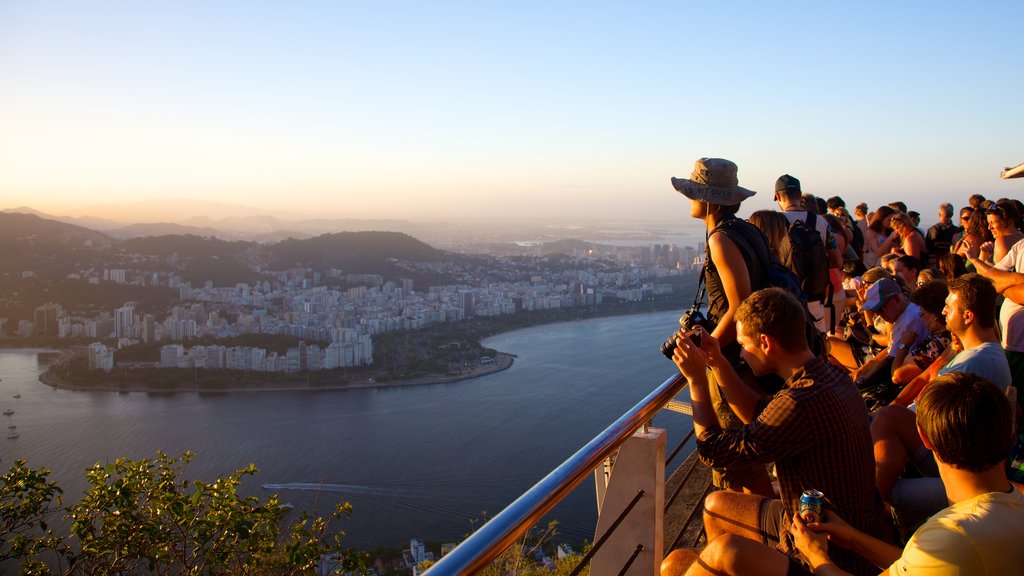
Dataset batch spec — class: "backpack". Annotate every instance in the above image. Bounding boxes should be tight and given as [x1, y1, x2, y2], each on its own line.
[714, 219, 827, 358]
[785, 212, 830, 303]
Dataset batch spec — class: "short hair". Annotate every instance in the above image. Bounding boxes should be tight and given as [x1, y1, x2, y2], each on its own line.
[801, 193, 819, 214]
[735, 287, 808, 352]
[895, 254, 920, 273]
[968, 194, 987, 210]
[947, 273, 997, 328]
[815, 197, 827, 215]
[826, 196, 846, 210]
[938, 203, 954, 217]
[861, 266, 893, 286]
[917, 371, 1014, 472]
[910, 279, 948, 316]
[888, 201, 908, 214]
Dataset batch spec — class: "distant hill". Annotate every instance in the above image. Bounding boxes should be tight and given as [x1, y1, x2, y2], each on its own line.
[2, 206, 125, 232]
[0, 213, 116, 275]
[0, 213, 461, 287]
[119, 234, 268, 286]
[270, 231, 439, 266]
[109, 222, 228, 239]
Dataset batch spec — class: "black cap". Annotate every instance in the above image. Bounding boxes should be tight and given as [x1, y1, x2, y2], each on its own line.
[776, 174, 801, 194]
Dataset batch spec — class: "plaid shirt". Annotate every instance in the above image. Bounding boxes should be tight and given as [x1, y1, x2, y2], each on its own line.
[696, 358, 888, 575]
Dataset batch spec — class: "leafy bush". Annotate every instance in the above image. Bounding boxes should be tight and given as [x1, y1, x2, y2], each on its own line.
[0, 453, 366, 575]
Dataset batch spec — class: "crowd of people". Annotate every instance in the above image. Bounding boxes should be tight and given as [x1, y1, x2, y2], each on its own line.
[660, 157, 1024, 576]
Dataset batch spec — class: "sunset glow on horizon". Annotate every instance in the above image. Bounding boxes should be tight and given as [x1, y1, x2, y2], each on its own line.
[1, 1, 1021, 224]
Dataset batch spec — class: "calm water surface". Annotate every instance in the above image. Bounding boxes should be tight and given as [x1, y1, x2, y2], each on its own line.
[0, 311, 694, 549]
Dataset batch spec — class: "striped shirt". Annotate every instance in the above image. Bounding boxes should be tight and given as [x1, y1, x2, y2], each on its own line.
[696, 357, 888, 575]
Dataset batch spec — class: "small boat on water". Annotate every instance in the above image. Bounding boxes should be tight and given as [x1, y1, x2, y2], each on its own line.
[8, 425, 15, 429]
[12, 394, 20, 399]
[7, 430, 18, 439]
[3, 409, 14, 416]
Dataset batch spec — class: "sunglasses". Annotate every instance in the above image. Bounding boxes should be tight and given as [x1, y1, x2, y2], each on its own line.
[986, 206, 1006, 219]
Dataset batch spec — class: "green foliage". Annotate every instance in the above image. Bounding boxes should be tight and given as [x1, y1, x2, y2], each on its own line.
[473, 521, 591, 576]
[1, 453, 367, 575]
[0, 462, 69, 575]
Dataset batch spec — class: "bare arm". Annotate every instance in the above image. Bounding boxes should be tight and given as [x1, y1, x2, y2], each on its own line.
[907, 233, 926, 262]
[852, 348, 889, 382]
[876, 232, 899, 257]
[670, 329, 721, 440]
[791, 512, 901, 576]
[707, 231, 751, 346]
[969, 255, 1024, 302]
[1007, 284, 1024, 306]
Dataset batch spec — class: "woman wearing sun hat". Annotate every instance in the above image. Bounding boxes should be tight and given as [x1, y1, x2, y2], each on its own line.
[670, 157, 775, 498]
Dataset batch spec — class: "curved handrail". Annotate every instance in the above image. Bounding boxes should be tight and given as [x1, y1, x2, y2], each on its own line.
[423, 372, 690, 576]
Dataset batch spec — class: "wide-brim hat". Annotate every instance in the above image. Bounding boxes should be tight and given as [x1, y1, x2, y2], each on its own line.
[671, 157, 756, 206]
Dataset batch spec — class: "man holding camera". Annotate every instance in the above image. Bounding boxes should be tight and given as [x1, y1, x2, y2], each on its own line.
[662, 288, 889, 576]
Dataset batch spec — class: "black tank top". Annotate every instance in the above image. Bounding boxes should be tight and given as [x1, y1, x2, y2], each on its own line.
[704, 216, 769, 327]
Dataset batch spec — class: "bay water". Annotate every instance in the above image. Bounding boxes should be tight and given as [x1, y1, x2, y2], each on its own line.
[0, 310, 694, 550]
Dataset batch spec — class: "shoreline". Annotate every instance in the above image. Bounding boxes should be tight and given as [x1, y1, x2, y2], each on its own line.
[28, 306, 684, 394]
[37, 351, 515, 393]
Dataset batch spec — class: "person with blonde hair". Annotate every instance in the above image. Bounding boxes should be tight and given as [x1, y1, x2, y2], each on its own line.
[879, 212, 926, 262]
[749, 209, 792, 264]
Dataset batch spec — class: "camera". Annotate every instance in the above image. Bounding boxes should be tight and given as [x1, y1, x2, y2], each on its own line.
[660, 306, 713, 359]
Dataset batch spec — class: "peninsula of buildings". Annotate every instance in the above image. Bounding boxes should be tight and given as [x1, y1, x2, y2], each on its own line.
[0, 211, 702, 389]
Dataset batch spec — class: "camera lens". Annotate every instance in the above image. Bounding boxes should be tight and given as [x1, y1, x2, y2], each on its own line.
[660, 337, 677, 359]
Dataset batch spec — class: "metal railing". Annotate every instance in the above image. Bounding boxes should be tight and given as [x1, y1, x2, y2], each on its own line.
[423, 372, 696, 576]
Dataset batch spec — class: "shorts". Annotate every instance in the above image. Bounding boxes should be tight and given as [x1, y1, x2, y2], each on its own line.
[759, 499, 813, 576]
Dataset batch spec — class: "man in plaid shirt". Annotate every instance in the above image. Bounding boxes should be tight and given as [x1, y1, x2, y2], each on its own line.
[663, 288, 890, 576]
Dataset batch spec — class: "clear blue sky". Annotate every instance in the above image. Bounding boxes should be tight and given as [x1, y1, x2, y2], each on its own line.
[1, 1, 1020, 223]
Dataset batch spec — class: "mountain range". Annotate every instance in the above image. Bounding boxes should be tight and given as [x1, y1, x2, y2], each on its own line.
[0, 212, 451, 287]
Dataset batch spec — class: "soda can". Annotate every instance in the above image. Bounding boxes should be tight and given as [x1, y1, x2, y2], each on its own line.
[799, 490, 824, 524]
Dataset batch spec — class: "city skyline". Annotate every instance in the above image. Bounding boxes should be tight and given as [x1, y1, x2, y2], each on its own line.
[2, 1, 1022, 224]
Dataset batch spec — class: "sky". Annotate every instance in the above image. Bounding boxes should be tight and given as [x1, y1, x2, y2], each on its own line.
[1, 1, 1021, 224]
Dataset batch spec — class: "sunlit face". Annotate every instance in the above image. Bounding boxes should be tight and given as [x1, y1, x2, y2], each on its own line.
[942, 292, 965, 335]
[690, 199, 708, 220]
[919, 307, 946, 334]
[894, 261, 916, 287]
[987, 213, 1005, 236]
[736, 321, 770, 376]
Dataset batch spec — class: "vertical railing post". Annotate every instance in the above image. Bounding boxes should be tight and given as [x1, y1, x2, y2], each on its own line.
[590, 427, 665, 576]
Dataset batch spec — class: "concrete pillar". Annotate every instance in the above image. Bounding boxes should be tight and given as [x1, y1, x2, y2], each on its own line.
[591, 427, 665, 576]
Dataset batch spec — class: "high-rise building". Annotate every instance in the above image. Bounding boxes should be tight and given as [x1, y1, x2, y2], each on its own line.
[410, 539, 426, 566]
[142, 315, 156, 343]
[114, 304, 135, 339]
[33, 303, 61, 337]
